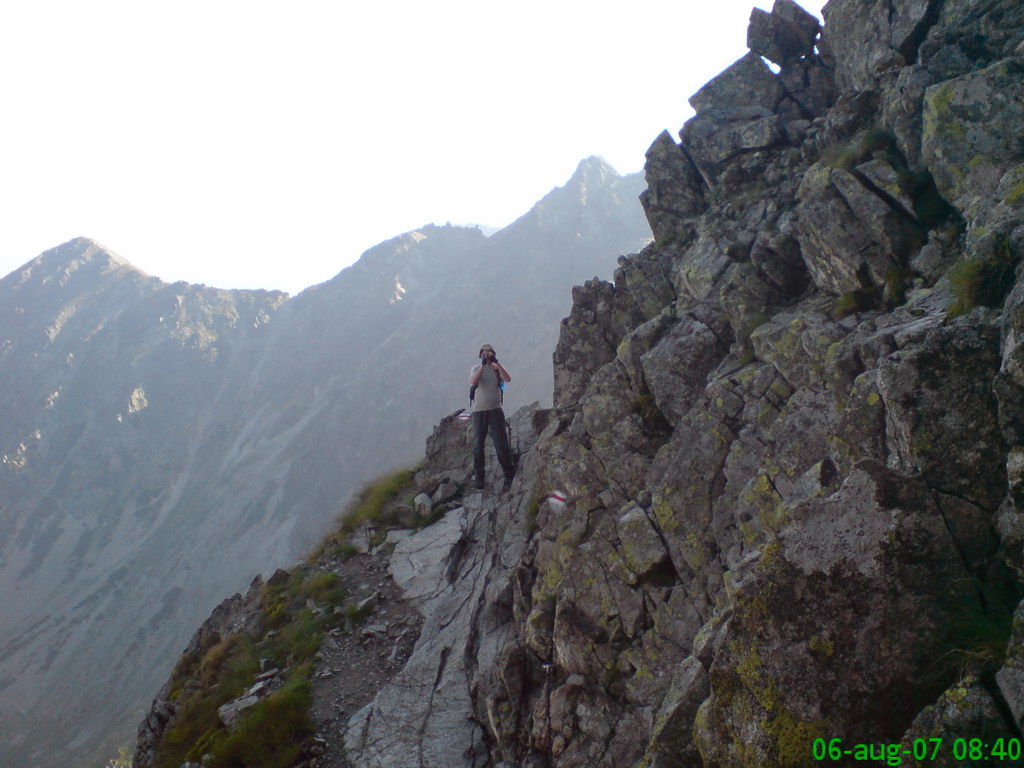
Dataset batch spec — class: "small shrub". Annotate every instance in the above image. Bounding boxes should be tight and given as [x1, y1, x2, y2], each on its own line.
[832, 286, 881, 319]
[155, 697, 222, 768]
[262, 608, 321, 668]
[947, 236, 1020, 317]
[198, 640, 231, 687]
[184, 726, 225, 762]
[168, 631, 221, 694]
[344, 601, 374, 625]
[154, 563, 345, 767]
[261, 570, 305, 630]
[153, 634, 257, 768]
[947, 259, 985, 317]
[308, 464, 420, 561]
[206, 678, 315, 768]
[343, 467, 418, 529]
[928, 588, 1017, 685]
[857, 127, 893, 156]
[302, 571, 346, 607]
[332, 542, 361, 559]
[198, 635, 257, 690]
[822, 127, 893, 171]
[600, 662, 628, 695]
[883, 263, 913, 306]
[833, 292, 857, 318]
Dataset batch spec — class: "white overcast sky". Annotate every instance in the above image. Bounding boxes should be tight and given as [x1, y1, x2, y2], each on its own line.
[1, 0, 826, 295]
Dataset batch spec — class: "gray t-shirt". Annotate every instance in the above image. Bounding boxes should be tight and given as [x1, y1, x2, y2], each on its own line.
[470, 364, 502, 412]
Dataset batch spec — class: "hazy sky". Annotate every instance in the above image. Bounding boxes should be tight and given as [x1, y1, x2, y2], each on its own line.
[1, 0, 826, 295]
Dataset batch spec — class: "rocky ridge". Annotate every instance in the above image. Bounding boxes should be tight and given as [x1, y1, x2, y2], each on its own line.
[136, 1, 1024, 766]
[0, 159, 648, 768]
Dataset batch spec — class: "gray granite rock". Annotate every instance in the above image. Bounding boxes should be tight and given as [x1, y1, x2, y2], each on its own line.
[217, 694, 260, 730]
[641, 308, 732, 427]
[796, 162, 920, 294]
[996, 600, 1024, 730]
[747, 7, 816, 66]
[640, 132, 707, 243]
[641, 656, 709, 768]
[412, 493, 434, 519]
[822, 0, 942, 93]
[922, 58, 1024, 222]
[430, 478, 459, 505]
[688, 52, 787, 114]
[904, 676, 1018, 766]
[696, 462, 978, 765]
[682, 107, 788, 187]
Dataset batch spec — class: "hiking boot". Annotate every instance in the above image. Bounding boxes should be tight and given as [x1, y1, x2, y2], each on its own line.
[501, 475, 514, 493]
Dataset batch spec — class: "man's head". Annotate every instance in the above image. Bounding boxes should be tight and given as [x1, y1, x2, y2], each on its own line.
[479, 344, 495, 360]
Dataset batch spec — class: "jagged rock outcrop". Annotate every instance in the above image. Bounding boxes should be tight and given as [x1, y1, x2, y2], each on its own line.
[502, 1, 1023, 764]
[135, 1, 1024, 767]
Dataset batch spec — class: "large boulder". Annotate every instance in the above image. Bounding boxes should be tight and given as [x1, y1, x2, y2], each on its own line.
[796, 162, 922, 294]
[748, 230, 810, 299]
[877, 311, 1007, 510]
[772, 0, 823, 42]
[640, 132, 707, 243]
[747, 0, 820, 67]
[688, 52, 787, 114]
[579, 360, 664, 499]
[670, 215, 760, 305]
[995, 244, 1024, 450]
[821, 0, 943, 93]
[681, 107, 789, 187]
[641, 307, 732, 427]
[695, 461, 980, 767]
[778, 56, 837, 119]
[423, 410, 474, 478]
[921, 57, 1024, 223]
[750, 305, 847, 390]
[614, 249, 679, 325]
[637, 656, 709, 768]
[920, 0, 1024, 79]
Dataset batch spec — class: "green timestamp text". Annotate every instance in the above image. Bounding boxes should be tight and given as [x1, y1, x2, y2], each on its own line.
[812, 736, 1022, 765]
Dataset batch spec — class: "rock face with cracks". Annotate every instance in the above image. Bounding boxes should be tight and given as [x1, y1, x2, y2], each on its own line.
[137, 1, 1024, 767]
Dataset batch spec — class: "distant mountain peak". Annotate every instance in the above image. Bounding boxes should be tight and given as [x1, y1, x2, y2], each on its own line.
[23, 237, 137, 278]
[46, 236, 127, 265]
[569, 155, 621, 186]
[0, 237, 147, 296]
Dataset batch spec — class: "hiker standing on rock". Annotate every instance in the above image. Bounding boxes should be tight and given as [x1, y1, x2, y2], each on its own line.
[469, 344, 515, 492]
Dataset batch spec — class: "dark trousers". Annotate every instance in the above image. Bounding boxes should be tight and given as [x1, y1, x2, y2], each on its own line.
[473, 408, 515, 481]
